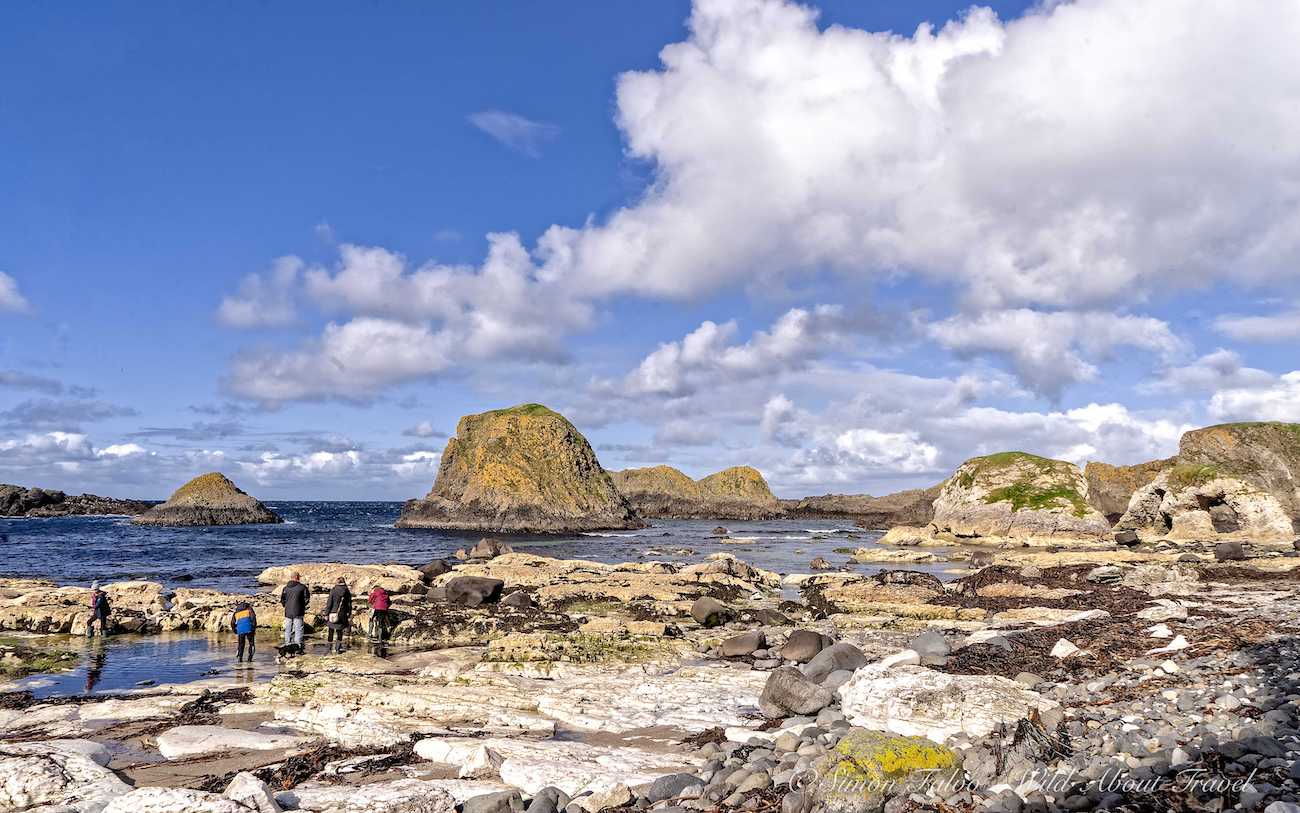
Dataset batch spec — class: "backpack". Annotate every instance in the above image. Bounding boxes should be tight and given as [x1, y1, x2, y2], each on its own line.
[369, 588, 390, 610]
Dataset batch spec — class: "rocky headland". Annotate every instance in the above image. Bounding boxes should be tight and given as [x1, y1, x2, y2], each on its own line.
[781, 484, 942, 528]
[611, 465, 783, 520]
[132, 472, 282, 527]
[0, 484, 154, 518]
[397, 404, 643, 534]
[1117, 422, 1300, 542]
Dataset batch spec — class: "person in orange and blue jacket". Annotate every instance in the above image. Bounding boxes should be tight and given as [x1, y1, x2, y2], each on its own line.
[230, 601, 257, 662]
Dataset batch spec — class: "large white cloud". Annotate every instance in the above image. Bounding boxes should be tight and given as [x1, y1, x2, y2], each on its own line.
[928, 310, 1184, 398]
[219, 0, 1300, 403]
[1214, 309, 1300, 343]
[1208, 371, 1300, 423]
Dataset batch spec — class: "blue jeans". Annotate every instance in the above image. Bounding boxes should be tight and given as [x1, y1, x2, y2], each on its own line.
[283, 616, 304, 646]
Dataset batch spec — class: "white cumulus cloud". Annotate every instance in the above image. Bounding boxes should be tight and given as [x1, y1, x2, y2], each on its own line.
[0, 272, 29, 314]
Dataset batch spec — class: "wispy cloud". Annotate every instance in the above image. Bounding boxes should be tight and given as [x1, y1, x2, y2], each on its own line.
[0, 272, 29, 314]
[468, 110, 560, 157]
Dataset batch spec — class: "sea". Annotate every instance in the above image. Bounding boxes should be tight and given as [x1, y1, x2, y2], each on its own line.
[1, 502, 951, 697]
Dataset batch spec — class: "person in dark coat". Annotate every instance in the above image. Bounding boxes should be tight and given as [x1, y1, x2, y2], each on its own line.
[280, 572, 309, 647]
[324, 577, 352, 653]
[230, 601, 258, 662]
[87, 581, 111, 638]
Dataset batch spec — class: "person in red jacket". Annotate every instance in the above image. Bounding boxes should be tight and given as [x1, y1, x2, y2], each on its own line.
[368, 585, 390, 641]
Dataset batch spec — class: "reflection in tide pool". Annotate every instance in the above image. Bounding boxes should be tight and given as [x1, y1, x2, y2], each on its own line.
[10, 632, 395, 699]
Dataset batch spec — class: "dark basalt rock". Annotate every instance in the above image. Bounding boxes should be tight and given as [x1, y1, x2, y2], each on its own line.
[445, 576, 505, 607]
[0, 484, 154, 518]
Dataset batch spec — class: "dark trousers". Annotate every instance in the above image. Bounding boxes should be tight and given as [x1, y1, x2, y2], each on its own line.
[371, 609, 389, 640]
[236, 632, 255, 661]
[327, 627, 346, 650]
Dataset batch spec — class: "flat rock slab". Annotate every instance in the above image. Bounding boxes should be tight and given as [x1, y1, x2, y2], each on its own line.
[157, 724, 311, 760]
[416, 736, 700, 796]
[272, 778, 455, 812]
[280, 778, 512, 808]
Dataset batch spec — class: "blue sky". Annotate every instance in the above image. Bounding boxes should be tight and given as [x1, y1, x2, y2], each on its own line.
[2, 0, 1298, 500]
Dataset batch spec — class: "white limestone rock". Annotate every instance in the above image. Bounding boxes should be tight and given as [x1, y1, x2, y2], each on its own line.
[103, 787, 258, 812]
[268, 779, 456, 812]
[225, 772, 283, 813]
[837, 664, 1059, 743]
[156, 725, 310, 760]
[0, 742, 131, 812]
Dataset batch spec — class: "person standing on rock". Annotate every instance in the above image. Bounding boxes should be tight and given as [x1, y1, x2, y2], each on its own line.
[229, 601, 257, 662]
[86, 581, 111, 638]
[368, 584, 391, 641]
[280, 572, 309, 650]
[325, 577, 352, 654]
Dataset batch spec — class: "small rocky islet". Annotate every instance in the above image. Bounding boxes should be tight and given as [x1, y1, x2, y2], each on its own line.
[4, 412, 1300, 812]
[132, 472, 282, 527]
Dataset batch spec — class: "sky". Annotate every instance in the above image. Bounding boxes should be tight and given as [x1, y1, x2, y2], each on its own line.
[2, 0, 1299, 501]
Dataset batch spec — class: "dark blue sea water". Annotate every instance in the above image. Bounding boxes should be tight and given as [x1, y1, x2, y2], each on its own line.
[0, 502, 919, 593]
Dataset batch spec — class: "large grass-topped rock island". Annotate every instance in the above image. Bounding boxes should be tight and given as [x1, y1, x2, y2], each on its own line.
[884, 451, 1109, 546]
[131, 472, 282, 526]
[397, 403, 643, 533]
[610, 464, 783, 519]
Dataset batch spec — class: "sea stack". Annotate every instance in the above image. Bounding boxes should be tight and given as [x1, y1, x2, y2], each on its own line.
[396, 403, 642, 533]
[611, 465, 784, 519]
[1116, 422, 1300, 541]
[132, 472, 282, 527]
[928, 452, 1110, 542]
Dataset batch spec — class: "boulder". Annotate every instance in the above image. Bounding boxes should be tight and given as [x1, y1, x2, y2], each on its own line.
[906, 630, 950, 666]
[257, 563, 424, 595]
[930, 453, 1110, 542]
[803, 642, 868, 683]
[527, 787, 572, 813]
[133, 472, 281, 526]
[1215, 541, 1247, 561]
[445, 576, 505, 607]
[499, 590, 535, 609]
[396, 404, 643, 533]
[463, 790, 524, 813]
[470, 538, 514, 560]
[719, 630, 766, 658]
[837, 665, 1059, 742]
[610, 466, 784, 520]
[460, 745, 505, 779]
[419, 560, 452, 583]
[780, 629, 833, 663]
[690, 596, 732, 627]
[224, 772, 282, 813]
[759, 667, 836, 717]
[809, 557, 833, 570]
[1114, 529, 1141, 546]
[810, 728, 959, 813]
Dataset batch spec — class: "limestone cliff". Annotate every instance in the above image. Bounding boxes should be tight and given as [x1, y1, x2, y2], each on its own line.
[0, 484, 154, 518]
[132, 473, 282, 527]
[1117, 422, 1300, 541]
[611, 465, 783, 520]
[1084, 458, 1175, 522]
[930, 452, 1110, 541]
[396, 404, 643, 533]
[781, 485, 941, 528]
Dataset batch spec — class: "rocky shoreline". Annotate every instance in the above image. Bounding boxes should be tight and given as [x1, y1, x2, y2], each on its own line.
[7, 531, 1300, 813]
